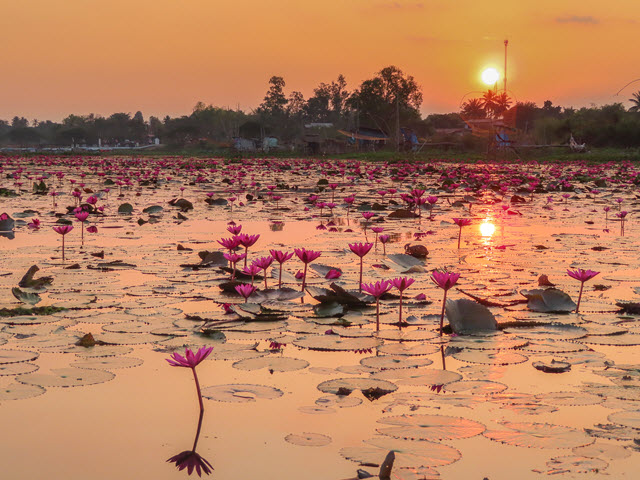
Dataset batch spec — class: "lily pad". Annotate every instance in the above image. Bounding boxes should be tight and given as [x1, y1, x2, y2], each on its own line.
[317, 378, 398, 399]
[521, 288, 576, 313]
[285, 432, 332, 447]
[445, 299, 497, 334]
[18, 367, 115, 388]
[0, 349, 40, 364]
[360, 355, 433, 370]
[201, 383, 284, 403]
[232, 356, 309, 372]
[377, 414, 486, 441]
[452, 350, 528, 365]
[484, 421, 594, 449]
[0, 382, 45, 401]
[293, 335, 381, 351]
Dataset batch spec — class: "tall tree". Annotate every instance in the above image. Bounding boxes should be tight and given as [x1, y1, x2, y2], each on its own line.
[257, 76, 288, 117]
[347, 65, 422, 134]
[629, 91, 640, 112]
[460, 98, 486, 119]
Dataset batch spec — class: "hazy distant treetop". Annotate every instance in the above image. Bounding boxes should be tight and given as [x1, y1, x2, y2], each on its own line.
[629, 91, 640, 112]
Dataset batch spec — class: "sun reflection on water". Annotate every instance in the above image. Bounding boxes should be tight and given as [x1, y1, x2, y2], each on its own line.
[480, 220, 496, 237]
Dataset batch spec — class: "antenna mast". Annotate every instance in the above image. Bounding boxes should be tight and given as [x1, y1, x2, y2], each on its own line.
[504, 39, 509, 93]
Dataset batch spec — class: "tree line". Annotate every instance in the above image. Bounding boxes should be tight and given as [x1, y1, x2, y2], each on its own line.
[1, 66, 640, 150]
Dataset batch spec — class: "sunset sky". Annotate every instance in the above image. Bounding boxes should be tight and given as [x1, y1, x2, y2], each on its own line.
[1, 0, 639, 122]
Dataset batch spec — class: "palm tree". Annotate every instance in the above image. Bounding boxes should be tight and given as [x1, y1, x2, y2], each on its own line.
[480, 90, 500, 118]
[629, 91, 640, 112]
[461, 98, 486, 119]
[493, 93, 512, 117]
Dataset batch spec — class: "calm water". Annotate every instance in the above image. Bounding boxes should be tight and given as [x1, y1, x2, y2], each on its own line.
[1, 157, 640, 479]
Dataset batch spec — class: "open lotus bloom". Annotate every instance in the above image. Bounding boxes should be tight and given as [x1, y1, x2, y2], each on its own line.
[166, 346, 213, 369]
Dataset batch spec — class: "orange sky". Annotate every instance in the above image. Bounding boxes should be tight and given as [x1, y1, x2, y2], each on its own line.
[1, 0, 639, 122]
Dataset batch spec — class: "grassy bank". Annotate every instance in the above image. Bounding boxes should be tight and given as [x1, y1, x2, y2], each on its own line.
[4, 146, 640, 163]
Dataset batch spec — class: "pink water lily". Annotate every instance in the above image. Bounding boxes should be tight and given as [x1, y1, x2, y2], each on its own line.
[390, 277, 415, 325]
[53, 224, 73, 261]
[252, 256, 273, 289]
[235, 283, 256, 302]
[294, 248, 321, 294]
[567, 268, 600, 314]
[166, 346, 213, 413]
[452, 218, 472, 248]
[432, 270, 460, 336]
[270, 249, 294, 288]
[349, 242, 374, 292]
[167, 346, 213, 369]
[361, 280, 392, 331]
[325, 269, 342, 279]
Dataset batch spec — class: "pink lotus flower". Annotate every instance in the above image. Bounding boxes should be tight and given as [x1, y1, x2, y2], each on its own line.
[217, 236, 240, 251]
[349, 242, 374, 292]
[235, 283, 256, 302]
[432, 270, 460, 336]
[227, 224, 242, 235]
[452, 218, 472, 248]
[86, 225, 98, 233]
[252, 256, 273, 288]
[270, 249, 294, 288]
[28, 218, 41, 230]
[567, 268, 600, 314]
[431, 270, 461, 291]
[379, 234, 390, 255]
[238, 233, 260, 267]
[325, 269, 342, 279]
[242, 264, 261, 285]
[53, 225, 73, 261]
[167, 346, 213, 369]
[166, 346, 212, 413]
[294, 248, 321, 294]
[361, 280, 392, 331]
[86, 196, 98, 205]
[390, 277, 415, 325]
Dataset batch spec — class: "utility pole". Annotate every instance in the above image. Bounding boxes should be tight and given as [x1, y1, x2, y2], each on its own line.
[504, 39, 509, 93]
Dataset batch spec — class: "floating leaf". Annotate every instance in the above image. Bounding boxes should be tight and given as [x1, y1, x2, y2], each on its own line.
[18, 367, 115, 388]
[285, 432, 332, 447]
[341, 437, 461, 469]
[371, 367, 462, 386]
[293, 335, 381, 351]
[0, 349, 39, 364]
[535, 391, 603, 407]
[521, 288, 576, 313]
[377, 414, 486, 441]
[360, 355, 433, 370]
[607, 410, 640, 429]
[232, 356, 309, 372]
[532, 360, 572, 373]
[484, 421, 594, 449]
[0, 382, 45, 401]
[201, 383, 284, 403]
[315, 395, 363, 408]
[534, 455, 608, 475]
[71, 356, 143, 370]
[317, 378, 398, 399]
[445, 299, 497, 334]
[11, 288, 41, 305]
[444, 380, 507, 395]
[377, 343, 440, 356]
[0, 362, 39, 376]
[452, 350, 528, 365]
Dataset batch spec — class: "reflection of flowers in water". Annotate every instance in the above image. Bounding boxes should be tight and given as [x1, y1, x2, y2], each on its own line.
[167, 450, 213, 477]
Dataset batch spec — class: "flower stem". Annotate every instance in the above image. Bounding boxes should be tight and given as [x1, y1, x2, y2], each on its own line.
[191, 367, 204, 413]
[398, 292, 403, 325]
[375, 298, 380, 332]
[457, 226, 462, 249]
[576, 281, 584, 314]
[439, 289, 448, 336]
[278, 264, 283, 288]
[358, 258, 363, 293]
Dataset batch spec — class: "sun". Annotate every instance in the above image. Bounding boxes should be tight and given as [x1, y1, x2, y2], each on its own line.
[481, 68, 500, 86]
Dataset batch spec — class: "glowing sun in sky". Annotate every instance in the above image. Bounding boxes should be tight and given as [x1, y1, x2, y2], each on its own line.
[481, 68, 500, 86]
